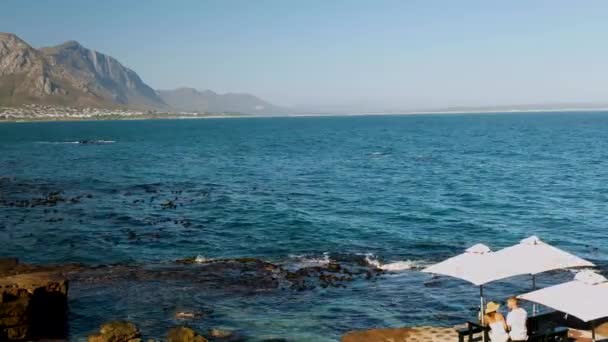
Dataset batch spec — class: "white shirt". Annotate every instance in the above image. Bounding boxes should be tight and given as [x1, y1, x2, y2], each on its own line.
[489, 321, 509, 342]
[507, 307, 528, 341]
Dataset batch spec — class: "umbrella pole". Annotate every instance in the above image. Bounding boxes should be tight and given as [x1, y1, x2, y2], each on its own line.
[532, 274, 537, 316]
[480, 285, 486, 342]
[591, 321, 596, 342]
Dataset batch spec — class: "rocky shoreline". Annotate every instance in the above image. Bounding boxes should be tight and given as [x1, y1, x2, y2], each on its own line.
[0, 262, 459, 342]
[0, 266, 68, 340]
[6, 256, 604, 341]
[0, 257, 394, 341]
[86, 321, 232, 342]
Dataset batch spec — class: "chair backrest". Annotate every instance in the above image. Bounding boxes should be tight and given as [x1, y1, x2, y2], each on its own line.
[466, 321, 490, 341]
[527, 310, 597, 332]
[527, 311, 560, 333]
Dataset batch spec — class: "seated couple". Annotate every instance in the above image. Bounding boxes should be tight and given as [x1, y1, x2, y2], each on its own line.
[484, 297, 528, 342]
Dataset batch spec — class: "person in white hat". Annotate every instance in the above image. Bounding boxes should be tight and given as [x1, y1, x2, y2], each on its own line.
[484, 301, 509, 342]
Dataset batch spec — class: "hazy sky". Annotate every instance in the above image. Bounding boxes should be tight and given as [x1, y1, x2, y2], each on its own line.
[2, 0, 608, 109]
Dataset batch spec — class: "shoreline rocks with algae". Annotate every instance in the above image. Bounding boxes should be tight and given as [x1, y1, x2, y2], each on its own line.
[0, 256, 388, 341]
[0, 269, 69, 340]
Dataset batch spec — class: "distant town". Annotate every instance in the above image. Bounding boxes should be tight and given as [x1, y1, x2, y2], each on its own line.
[0, 104, 249, 121]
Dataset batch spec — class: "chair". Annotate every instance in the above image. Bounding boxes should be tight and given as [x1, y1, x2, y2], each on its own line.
[456, 321, 489, 342]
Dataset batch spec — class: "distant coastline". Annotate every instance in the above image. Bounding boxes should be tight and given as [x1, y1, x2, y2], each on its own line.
[2, 105, 608, 123]
[288, 106, 608, 117]
[0, 104, 253, 123]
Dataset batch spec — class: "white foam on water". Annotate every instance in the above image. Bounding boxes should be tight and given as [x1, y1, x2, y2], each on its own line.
[287, 252, 331, 269]
[363, 253, 426, 272]
[191, 252, 426, 272]
[194, 255, 209, 263]
[369, 151, 391, 156]
[36, 141, 80, 144]
[379, 260, 420, 271]
[35, 140, 115, 144]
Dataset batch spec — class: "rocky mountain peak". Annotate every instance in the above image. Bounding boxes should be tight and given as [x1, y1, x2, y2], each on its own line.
[0, 32, 279, 114]
[0, 33, 43, 79]
[0, 32, 27, 45]
[40, 40, 164, 105]
[0, 33, 166, 109]
[55, 40, 82, 50]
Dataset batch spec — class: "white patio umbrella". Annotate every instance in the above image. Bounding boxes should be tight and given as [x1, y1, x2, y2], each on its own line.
[422, 243, 520, 341]
[422, 243, 520, 286]
[493, 236, 595, 314]
[423, 236, 594, 341]
[519, 270, 608, 341]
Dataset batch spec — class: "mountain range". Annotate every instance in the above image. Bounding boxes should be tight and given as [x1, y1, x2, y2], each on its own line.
[0, 32, 281, 114]
[4, 32, 606, 117]
[156, 88, 281, 114]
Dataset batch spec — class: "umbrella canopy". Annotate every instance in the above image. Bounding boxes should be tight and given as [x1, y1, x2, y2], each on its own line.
[423, 237, 593, 285]
[422, 243, 520, 286]
[492, 236, 594, 276]
[518, 270, 608, 322]
[423, 236, 595, 341]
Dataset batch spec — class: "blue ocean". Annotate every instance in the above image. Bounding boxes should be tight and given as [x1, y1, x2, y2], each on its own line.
[1, 113, 607, 341]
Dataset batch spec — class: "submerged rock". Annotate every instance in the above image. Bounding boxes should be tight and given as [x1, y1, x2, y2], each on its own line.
[87, 321, 141, 342]
[206, 328, 245, 341]
[170, 256, 383, 291]
[167, 326, 208, 342]
[0, 257, 387, 340]
[0, 271, 68, 340]
[175, 311, 202, 320]
[208, 328, 232, 338]
[0, 258, 85, 277]
[0, 258, 18, 274]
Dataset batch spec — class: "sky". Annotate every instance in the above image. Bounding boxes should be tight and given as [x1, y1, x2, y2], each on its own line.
[2, 0, 608, 110]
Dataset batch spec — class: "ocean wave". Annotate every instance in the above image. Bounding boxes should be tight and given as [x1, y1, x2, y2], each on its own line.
[368, 151, 390, 157]
[287, 252, 426, 272]
[85, 139, 115, 144]
[363, 253, 426, 272]
[36, 140, 115, 145]
[286, 253, 331, 270]
[36, 141, 80, 144]
[187, 253, 426, 272]
[194, 255, 210, 263]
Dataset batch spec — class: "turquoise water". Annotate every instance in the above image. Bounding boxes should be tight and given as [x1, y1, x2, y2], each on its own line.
[1, 113, 607, 341]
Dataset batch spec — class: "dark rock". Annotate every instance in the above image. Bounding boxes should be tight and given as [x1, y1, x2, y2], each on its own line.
[172, 257, 381, 291]
[0, 259, 19, 274]
[0, 272, 69, 340]
[283, 260, 378, 290]
[0, 259, 84, 279]
[127, 230, 137, 240]
[87, 321, 141, 342]
[175, 311, 202, 320]
[167, 326, 208, 342]
[207, 328, 233, 339]
[161, 200, 177, 209]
